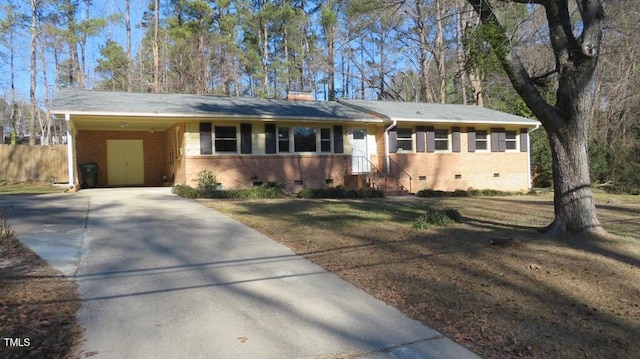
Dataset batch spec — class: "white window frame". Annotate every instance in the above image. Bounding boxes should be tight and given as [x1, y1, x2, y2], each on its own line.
[214, 125, 238, 153]
[396, 127, 413, 153]
[320, 127, 332, 153]
[505, 130, 518, 151]
[278, 127, 291, 153]
[475, 129, 489, 151]
[434, 128, 449, 152]
[274, 125, 336, 154]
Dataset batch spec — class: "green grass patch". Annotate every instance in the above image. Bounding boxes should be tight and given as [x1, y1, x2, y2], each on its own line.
[413, 208, 461, 229]
[0, 181, 66, 195]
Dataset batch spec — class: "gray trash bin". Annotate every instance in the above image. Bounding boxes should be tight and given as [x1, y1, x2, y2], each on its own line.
[79, 163, 99, 188]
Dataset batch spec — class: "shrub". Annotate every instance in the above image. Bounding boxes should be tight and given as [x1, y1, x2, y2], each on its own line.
[416, 188, 514, 197]
[0, 209, 13, 240]
[413, 208, 459, 229]
[172, 184, 202, 198]
[192, 169, 219, 191]
[172, 183, 287, 199]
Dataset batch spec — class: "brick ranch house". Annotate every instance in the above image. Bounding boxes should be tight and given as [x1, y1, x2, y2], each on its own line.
[51, 89, 540, 194]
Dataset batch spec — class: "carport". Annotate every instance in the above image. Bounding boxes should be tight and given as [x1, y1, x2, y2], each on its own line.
[52, 91, 187, 189]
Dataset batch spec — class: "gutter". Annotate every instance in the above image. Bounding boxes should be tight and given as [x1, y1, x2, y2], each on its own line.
[384, 120, 397, 175]
[51, 111, 382, 124]
[527, 123, 541, 190]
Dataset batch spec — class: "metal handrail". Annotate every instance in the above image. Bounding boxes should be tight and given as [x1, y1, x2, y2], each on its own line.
[351, 156, 388, 191]
[351, 156, 412, 194]
[387, 157, 412, 193]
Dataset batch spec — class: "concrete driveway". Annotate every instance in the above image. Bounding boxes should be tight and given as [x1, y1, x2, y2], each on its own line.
[2, 188, 479, 359]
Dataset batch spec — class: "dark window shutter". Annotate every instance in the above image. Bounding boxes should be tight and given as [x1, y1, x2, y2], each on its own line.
[265, 124, 276, 154]
[240, 124, 252, 154]
[416, 126, 426, 153]
[520, 128, 529, 152]
[452, 127, 461, 152]
[388, 128, 398, 153]
[467, 127, 476, 152]
[491, 128, 506, 152]
[333, 125, 344, 153]
[199, 122, 212, 155]
[426, 126, 435, 153]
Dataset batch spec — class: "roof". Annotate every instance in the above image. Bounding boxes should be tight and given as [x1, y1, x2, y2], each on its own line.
[51, 90, 540, 131]
[51, 89, 380, 123]
[338, 100, 540, 127]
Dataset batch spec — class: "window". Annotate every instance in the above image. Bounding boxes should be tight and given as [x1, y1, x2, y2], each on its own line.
[199, 123, 212, 155]
[215, 126, 237, 152]
[294, 127, 317, 152]
[505, 130, 517, 150]
[278, 127, 290, 152]
[435, 129, 449, 150]
[320, 128, 331, 152]
[397, 128, 413, 152]
[475, 130, 488, 150]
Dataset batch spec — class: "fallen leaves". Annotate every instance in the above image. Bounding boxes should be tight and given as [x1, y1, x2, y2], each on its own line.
[0, 236, 81, 359]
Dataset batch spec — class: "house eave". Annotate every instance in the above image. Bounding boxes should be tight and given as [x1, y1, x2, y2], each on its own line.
[393, 117, 541, 128]
[52, 110, 381, 124]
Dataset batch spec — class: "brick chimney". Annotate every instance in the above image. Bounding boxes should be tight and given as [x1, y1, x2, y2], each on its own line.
[287, 91, 314, 101]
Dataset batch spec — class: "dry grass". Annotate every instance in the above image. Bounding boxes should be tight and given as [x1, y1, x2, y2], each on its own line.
[201, 192, 640, 359]
[0, 235, 81, 359]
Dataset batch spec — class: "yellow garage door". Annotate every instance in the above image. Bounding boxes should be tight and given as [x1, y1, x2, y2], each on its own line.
[107, 140, 145, 185]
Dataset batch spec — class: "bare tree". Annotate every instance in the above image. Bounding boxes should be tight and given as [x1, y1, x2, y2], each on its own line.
[29, 0, 41, 145]
[125, 0, 132, 91]
[153, 0, 160, 93]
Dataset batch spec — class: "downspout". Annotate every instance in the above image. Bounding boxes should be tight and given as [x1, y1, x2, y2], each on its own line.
[65, 113, 75, 190]
[384, 119, 397, 175]
[527, 123, 540, 190]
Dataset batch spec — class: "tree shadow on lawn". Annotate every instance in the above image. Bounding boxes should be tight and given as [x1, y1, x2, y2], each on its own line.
[208, 197, 640, 358]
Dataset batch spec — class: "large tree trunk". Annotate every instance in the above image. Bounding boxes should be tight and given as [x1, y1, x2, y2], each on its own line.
[546, 117, 602, 234]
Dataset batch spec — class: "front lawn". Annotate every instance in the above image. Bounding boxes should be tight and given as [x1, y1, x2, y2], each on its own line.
[0, 180, 67, 195]
[201, 193, 640, 359]
[0, 235, 81, 358]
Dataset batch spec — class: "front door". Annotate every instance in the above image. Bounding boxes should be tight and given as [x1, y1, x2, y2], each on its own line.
[107, 139, 144, 185]
[351, 129, 370, 174]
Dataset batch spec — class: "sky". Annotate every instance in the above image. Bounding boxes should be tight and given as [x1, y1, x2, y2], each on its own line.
[0, 0, 147, 102]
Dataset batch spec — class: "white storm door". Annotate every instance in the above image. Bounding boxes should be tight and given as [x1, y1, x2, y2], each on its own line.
[351, 129, 370, 174]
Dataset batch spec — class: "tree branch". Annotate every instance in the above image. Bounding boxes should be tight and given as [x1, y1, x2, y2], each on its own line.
[578, 0, 604, 58]
[466, 0, 561, 127]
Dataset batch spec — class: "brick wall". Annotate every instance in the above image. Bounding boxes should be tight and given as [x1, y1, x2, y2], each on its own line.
[183, 154, 351, 192]
[76, 130, 169, 186]
[390, 151, 530, 192]
[375, 125, 531, 192]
